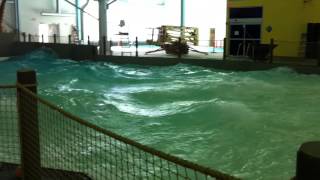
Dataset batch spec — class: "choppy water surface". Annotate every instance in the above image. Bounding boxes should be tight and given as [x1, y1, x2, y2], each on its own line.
[1, 50, 320, 179]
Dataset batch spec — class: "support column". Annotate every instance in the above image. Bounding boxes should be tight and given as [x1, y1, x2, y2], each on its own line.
[180, 0, 185, 27]
[75, 0, 82, 41]
[15, 0, 20, 34]
[80, 0, 89, 44]
[99, 0, 108, 55]
[180, 0, 186, 38]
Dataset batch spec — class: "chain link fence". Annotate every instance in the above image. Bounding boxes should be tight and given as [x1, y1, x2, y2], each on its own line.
[0, 85, 20, 165]
[0, 71, 239, 180]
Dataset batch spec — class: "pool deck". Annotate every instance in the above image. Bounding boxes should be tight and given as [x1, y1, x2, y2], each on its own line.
[1, 40, 320, 74]
[0, 163, 18, 180]
[0, 33, 318, 71]
[0, 162, 91, 180]
[1, 51, 320, 74]
[94, 53, 320, 75]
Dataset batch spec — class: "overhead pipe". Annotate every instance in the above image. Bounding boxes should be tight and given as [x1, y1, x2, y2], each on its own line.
[107, 0, 117, 9]
[81, 0, 90, 13]
[41, 0, 96, 18]
[64, 0, 98, 20]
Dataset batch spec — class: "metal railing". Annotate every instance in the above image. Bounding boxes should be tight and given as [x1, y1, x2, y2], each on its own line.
[16, 32, 225, 58]
[19, 33, 97, 46]
[11, 32, 320, 62]
[0, 70, 239, 180]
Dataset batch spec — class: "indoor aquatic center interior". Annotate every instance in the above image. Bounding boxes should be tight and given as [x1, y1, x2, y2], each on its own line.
[1, 0, 320, 180]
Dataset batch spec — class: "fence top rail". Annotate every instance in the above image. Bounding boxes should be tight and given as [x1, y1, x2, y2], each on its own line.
[15, 83, 240, 180]
[0, 84, 17, 89]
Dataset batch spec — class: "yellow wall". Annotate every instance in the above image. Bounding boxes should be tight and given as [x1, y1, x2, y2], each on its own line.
[227, 0, 320, 57]
[304, 0, 320, 23]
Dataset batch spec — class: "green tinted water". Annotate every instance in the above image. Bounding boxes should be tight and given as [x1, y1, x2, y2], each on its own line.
[1, 50, 320, 179]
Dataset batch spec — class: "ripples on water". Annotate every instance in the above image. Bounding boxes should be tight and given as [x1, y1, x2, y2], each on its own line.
[1, 50, 320, 179]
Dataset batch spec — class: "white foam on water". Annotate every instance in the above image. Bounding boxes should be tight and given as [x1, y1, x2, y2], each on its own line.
[0, 57, 9, 62]
[103, 90, 218, 117]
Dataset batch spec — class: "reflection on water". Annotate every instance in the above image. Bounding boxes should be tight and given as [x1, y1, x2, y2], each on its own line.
[1, 50, 320, 179]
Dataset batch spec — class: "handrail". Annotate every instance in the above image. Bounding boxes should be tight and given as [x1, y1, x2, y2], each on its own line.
[236, 43, 243, 56]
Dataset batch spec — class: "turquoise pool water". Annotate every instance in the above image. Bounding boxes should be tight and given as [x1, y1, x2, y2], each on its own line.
[1, 50, 320, 179]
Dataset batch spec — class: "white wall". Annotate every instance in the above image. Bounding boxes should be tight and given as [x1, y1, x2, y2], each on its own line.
[104, 0, 226, 44]
[107, 0, 180, 41]
[17, 0, 227, 45]
[18, 0, 76, 38]
[81, 0, 180, 42]
[82, 0, 99, 41]
[185, 0, 227, 45]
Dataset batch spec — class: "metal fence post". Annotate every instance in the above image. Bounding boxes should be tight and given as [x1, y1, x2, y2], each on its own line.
[53, 34, 57, 44]
[41, 34, 44, 43]
[68, 35, 71, 44]
[28, 34, 31, 42]
[109, 39, 113, 56]
[223, 38, 227, 60]
[269, 38, 274, 63]
[135, 36, 138, 57]
[17, 70, 41, 180]
[178, 37, 182, 59]
[103, 36, 107, 56]
[22, 33, 26, 42]
[88, 35, 90, 45]
[317, 41, 320, 66]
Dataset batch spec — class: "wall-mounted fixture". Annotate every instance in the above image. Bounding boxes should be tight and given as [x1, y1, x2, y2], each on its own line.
[266, 25, 272, 33]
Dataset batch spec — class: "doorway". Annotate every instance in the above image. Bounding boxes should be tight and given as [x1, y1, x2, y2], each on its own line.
[229, 23, 261, 56]
[38, 24, 49, 43]
[228, 7, 263, 56]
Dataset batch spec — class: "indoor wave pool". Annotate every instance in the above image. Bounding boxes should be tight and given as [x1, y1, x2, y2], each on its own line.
[1, 50, 320, 179]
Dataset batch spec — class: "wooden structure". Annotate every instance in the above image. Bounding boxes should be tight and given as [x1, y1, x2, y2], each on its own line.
[161, 25, 199, 46]
[146, 25, 207, 55]
[147, 25, 199, 46]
